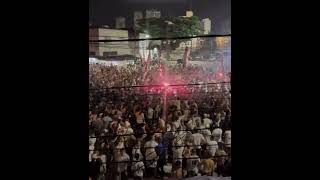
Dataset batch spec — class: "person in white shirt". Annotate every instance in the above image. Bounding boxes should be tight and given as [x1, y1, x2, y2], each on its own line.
[144, 135, 159, 177]
[113, 137, 125, 161]
[186, 149, 200, 177]
[212, 128, 223, 143]
[186, 117, 196, 130]
[131, 153, 145, 180]
[203, 113, 213, 129]
[205, 135, 218, 158]
[172, 142, 184, 169]
[147, 106, 154, 121]
[89, 136, 96, 162]
[191, 130, 206, 157]
[115, 148, 130, 180]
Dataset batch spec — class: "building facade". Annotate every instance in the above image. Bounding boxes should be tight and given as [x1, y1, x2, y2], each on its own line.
[145, 9, 161, 19]
[185, 10, 193, 17]
[134, 11, 143, 29]
[89, 27, 132, 57]
[201, 18, 212, 35]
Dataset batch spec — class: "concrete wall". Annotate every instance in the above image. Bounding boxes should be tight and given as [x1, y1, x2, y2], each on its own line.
[89, 28, 133, 56]
[89, 28, 99, 56]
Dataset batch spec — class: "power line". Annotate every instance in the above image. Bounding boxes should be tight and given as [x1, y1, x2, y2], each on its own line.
[89, 82, 230, 91]
[89, 35, 231, 39]
[91, 155, 230, 164]
[89, 34, 231, 42]
[89, 127, 229, 139]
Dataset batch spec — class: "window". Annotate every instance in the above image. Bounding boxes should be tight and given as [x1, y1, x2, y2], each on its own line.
[89, 52, 96, 56]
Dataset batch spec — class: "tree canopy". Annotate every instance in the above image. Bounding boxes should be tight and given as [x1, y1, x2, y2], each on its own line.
[137, 16, 201, 50]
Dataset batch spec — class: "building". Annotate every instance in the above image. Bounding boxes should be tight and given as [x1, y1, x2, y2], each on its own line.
[89, 27, 132, 57]
[201, 18, 211, 35]
[145, 9, 161, 19]
[180, 10, 193, 18]
[115, 17, 126, 29]
[186, 10, 193, 17]
[134, 11, 143, 29]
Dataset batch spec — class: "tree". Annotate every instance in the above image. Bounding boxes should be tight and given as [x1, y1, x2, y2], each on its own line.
[137, 16, 201, 61]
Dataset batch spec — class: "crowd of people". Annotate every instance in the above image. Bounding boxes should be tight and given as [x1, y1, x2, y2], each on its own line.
[89, 62, 229, 89]
[89, 62, 231, 180]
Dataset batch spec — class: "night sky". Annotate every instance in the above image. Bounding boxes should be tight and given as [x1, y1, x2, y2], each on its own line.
[89, 0, 230, 34]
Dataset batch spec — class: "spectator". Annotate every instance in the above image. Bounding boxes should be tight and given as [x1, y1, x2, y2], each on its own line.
[203, 113, 213, 129]
[215, 143, 227, 177]
[156, 139, 166, 178]
[191, 130, 206, 157]
[135, 106, 145, 129]
[144, 135, 159, 177]
[132, 140, 143, 160]
[212, 128, 223, 143]
[147, 105, 154, 121]
[173, 160, 183, 179]
[116, 148, 130, 180]
[89, 154, 101, 180]
[89, 62, 231, 178]
[186, 149, 200, 177]
[199, 152, 215, 176]
[131, 153, 145, 180]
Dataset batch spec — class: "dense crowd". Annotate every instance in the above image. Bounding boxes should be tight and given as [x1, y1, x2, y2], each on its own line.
[89, 62, 231, 180]
[89, 63, 228, 89]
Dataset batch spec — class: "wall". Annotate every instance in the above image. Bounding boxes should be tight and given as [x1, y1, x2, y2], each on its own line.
[89, 28, 99, 56]
[90, 28, 133, 56]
